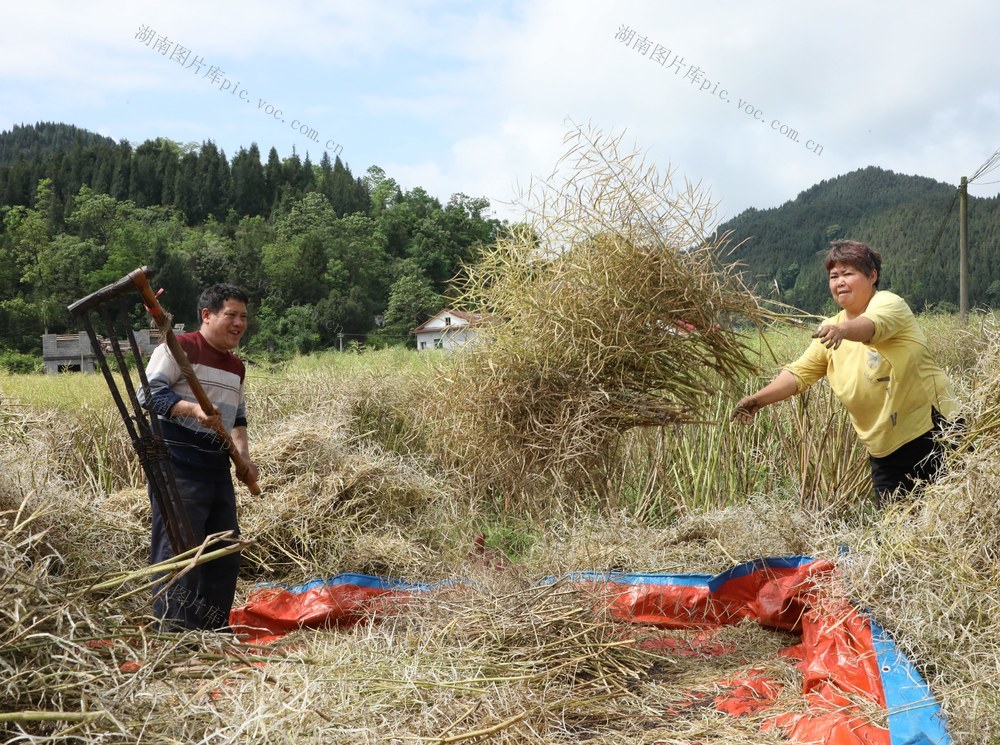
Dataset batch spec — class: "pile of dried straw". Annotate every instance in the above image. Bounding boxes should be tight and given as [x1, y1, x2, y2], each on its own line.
[239, 412, 459, 582]
[438, 126, 777, 504]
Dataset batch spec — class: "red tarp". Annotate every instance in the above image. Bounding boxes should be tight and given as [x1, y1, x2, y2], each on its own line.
[230, 557, 945, 744]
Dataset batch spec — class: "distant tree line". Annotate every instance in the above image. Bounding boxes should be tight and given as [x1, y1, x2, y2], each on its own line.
[717, 166, 1000, 315]
[0, 122, 505, 359]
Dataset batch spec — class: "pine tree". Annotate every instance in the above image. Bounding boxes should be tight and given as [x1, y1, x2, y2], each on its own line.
[230, 144, 267, 217]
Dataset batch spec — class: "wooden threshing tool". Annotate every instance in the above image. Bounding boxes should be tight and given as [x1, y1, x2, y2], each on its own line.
[68, 266, 260, 554]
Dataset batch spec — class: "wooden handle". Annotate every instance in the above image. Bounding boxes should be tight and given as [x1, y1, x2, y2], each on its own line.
[68, 265, 159, 316]
[130, 269, 262, 495]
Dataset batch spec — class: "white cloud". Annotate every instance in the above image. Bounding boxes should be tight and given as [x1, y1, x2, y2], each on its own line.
[2, 0, 998, 220]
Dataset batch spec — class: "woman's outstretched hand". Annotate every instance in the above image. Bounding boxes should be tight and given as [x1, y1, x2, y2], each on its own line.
[813, 323, 848, 350]
[731, 395, 761, 423]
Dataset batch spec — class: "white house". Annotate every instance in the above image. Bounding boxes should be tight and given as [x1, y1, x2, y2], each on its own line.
[411, 309, 482, 351]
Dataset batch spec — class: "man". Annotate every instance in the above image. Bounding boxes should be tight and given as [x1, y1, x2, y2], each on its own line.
[141, 283, 258, 631]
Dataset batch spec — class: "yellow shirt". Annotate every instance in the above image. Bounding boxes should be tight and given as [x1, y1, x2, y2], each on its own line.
[784, 291, 957, 457]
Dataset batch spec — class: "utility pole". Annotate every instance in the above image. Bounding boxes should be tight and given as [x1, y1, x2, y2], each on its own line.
[959, 176, 969, 322]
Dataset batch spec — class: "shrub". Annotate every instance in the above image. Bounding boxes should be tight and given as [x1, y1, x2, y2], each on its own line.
[0, 350, 41, 374]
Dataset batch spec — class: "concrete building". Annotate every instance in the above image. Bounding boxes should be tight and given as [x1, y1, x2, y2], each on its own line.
[41, 326, 182, 374]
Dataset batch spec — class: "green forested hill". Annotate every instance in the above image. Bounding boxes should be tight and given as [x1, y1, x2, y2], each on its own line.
[4, 122, 998, 365]
[0, 122, 503, 359]
[718, 166, 1000, 314]
[0, 122, 117, 167]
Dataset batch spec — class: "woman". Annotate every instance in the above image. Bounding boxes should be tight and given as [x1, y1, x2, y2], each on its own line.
[732, 240, 958, 503]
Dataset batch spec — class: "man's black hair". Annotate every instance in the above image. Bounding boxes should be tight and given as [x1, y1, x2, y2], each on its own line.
[197, 283, 249, 316]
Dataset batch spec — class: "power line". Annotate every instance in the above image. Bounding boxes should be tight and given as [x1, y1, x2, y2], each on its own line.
[927, 188, 960, 260]
[927, 148, 1000, 259]
[968, 149, 1000, 185]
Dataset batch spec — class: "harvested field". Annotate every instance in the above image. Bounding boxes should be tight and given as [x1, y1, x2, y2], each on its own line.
[1, 130, 998, 742]
[3, 326, 1000, 742]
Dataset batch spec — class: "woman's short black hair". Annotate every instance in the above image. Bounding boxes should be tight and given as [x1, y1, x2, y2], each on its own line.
[823, 240, 882, 288]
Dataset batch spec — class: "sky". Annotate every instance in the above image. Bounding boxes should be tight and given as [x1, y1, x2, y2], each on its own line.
[2, 0, 999, 228]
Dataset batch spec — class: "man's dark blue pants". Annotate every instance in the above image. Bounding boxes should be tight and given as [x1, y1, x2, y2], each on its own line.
[149, 464, 241, 631]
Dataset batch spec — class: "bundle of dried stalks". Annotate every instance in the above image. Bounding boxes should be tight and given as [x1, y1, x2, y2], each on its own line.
[842, 458, 1000, 742]
[0, 427, 148, 581]
[239, 413, 458, 581]
[0, 505, 120, 740]
[207, 574, 815, 743]
[438, 125, 777, 506]
[0, 498, 268, 742]
[955, 313, 1000, 447]
[511, 496, 824, 586]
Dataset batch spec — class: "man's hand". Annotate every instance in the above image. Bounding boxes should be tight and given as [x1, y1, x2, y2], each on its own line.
[237, 459, 260, 486]
[171, 400, 222, 430]
[231, 425, 257, 490]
